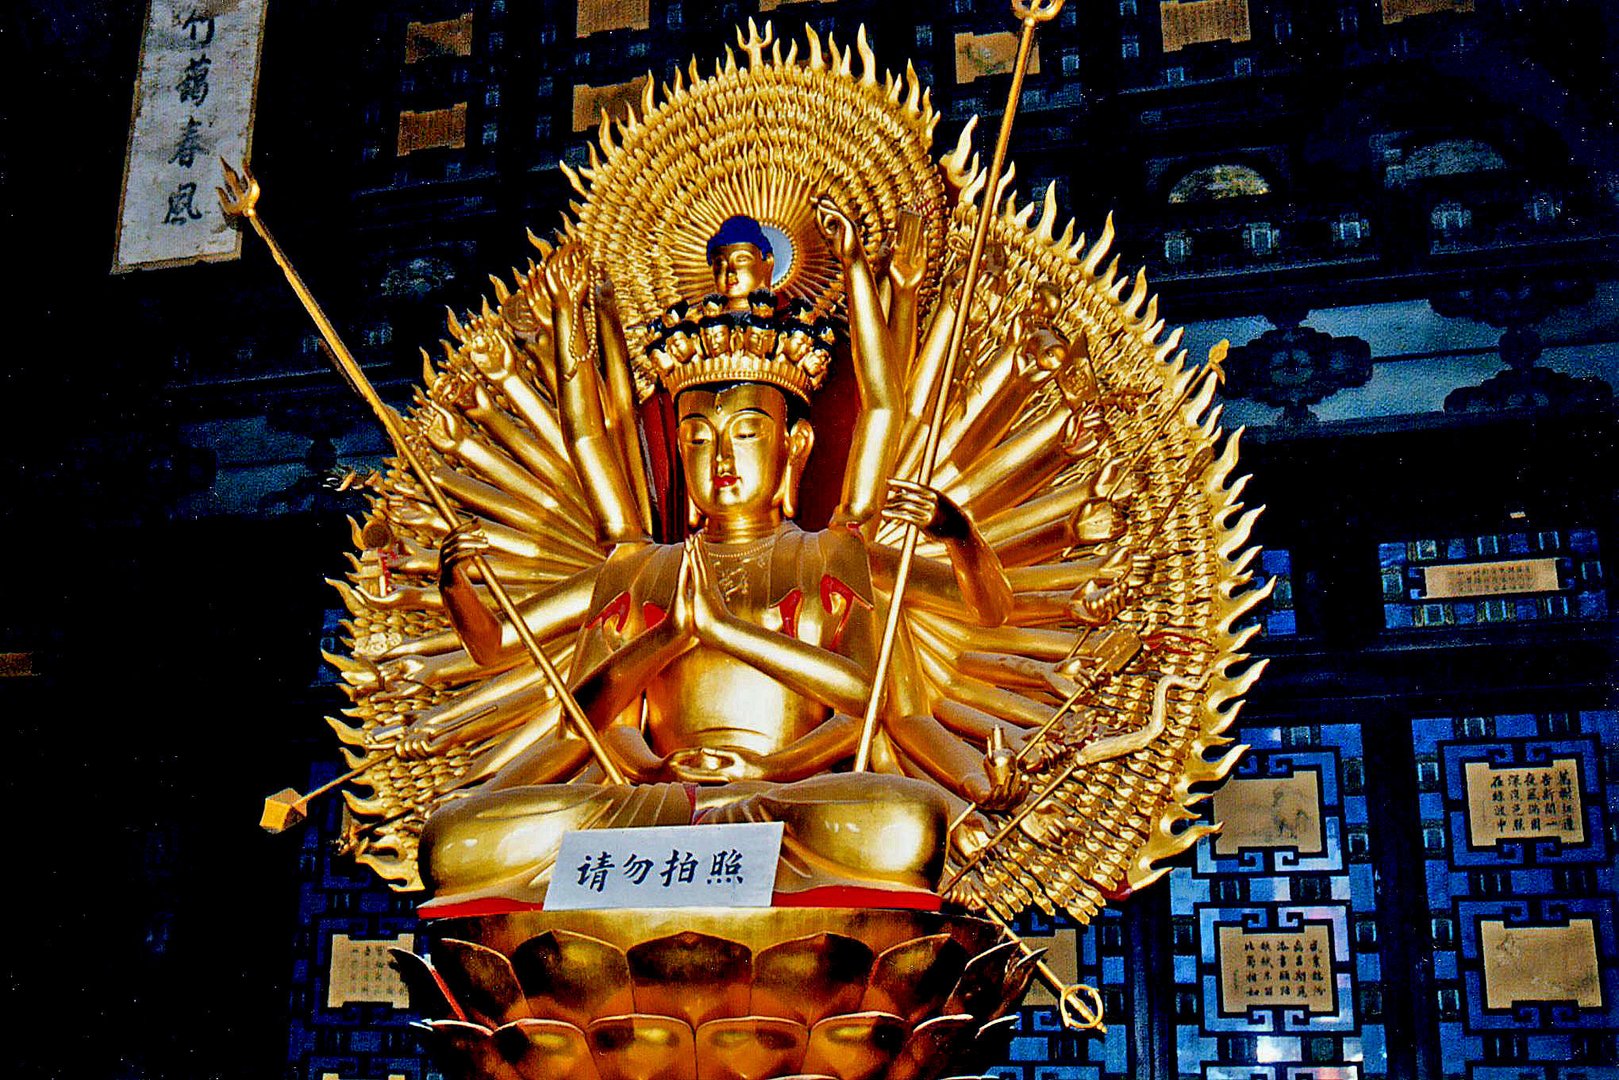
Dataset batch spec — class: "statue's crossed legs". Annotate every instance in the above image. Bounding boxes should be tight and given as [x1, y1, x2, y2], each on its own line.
[420, 773, 950, 906]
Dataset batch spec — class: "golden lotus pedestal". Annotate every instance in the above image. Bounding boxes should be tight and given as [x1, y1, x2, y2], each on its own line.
[393, 906, 1038, 1080]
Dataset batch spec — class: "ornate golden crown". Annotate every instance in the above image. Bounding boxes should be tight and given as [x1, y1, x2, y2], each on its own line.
[644, 291, 836, 403]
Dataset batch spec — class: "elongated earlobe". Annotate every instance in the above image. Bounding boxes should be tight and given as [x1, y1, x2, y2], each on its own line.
[687, 495, 703, 530]
[780, 419, 815, 520]
[781, 464, 798, 519]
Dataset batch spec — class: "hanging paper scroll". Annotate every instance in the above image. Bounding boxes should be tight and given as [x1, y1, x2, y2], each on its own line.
[114, 0, 268, 272]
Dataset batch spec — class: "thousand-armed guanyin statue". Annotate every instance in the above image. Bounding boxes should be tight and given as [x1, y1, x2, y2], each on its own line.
[240, 10, 1269, 1079]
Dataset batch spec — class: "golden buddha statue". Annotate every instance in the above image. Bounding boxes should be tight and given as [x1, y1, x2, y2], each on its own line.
[314, 21, 1264, 938]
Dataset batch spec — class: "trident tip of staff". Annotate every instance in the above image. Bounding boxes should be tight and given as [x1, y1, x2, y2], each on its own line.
[216, 158, 260, 219]
[1013, 0, 1065, 22]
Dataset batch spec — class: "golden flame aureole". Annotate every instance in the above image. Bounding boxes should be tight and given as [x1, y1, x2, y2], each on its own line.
[558, 21, 949, 346]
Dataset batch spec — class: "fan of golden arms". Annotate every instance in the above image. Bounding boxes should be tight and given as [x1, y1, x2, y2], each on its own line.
[236, 12, 1268, 1080]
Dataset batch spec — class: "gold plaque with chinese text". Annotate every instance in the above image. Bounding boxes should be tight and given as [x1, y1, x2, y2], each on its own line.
[396, 104, 467, 156]
[1382, 0, 1476, 24]
[1481, 920, 1602, 1009]
[1217, 924, 1336, 1014]
[1423, 558, 1559, 599]
[571, 75, 650, 132]
[954, 32, 1041, 83]
[1464, 759, 1584, 847]
[576, 0, 649, 38]
[1161, 0, 1253, 52]
[326, 932, 415, 1009]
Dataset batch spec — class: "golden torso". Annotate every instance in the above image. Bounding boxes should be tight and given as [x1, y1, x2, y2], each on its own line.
[587, 522, 873, 760]
[650, 648, 826, 758]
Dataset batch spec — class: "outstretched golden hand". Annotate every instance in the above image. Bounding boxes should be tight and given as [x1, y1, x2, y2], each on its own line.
[812, 196, 861, 263]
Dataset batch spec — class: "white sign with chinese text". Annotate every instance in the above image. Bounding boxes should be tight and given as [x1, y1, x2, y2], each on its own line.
[114, 0, 268, 271]
[548, 822, 784, 911]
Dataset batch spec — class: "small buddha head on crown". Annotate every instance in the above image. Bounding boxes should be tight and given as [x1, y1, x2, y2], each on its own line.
[743, 289, 780, 358]
[780, 299, 819, 365]
[707, 216, 776, 308]
[697, 293, 734, 356]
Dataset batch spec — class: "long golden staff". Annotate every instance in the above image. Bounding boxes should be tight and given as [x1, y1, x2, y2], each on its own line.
[219, 161, 629, 803]
[854, 0, 1066, 771]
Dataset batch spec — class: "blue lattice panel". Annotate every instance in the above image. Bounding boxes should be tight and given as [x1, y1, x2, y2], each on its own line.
[1412, 711, 1619, 1080]
[1170, 723, 1387, 1080]
[985, 907, 1134, 1080]
[1261, 549, 1297, 638]
[287, 760, 435, 1080]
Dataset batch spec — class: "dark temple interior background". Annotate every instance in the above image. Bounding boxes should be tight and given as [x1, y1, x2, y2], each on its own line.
[4, 0, 1617, 1077]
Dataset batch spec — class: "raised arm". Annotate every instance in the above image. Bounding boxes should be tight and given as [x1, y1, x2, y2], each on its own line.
[814, 198, 903, 528]
[885, 207, 927, 376]
[437, 521, 600, 665]
[594, 278, 656, 534]
[544, 244, 648, 546]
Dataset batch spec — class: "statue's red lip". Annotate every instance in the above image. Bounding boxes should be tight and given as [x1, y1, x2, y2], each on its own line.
[716, 474, 738, 487]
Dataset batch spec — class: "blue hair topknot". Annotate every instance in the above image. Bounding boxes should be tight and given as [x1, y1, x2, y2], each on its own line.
[707, 216, 773, 264]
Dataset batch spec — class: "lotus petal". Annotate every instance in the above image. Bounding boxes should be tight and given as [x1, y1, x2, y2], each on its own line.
[861, 935, 968, 1025]
[887, 1014, 977, 1080]
[588, 1014, 697, 1080]
[627, 931, 751, 1030]
[998, 948, 1042, 1018]
[695, 1016, 809, 1080]
[494, 1018, 599, 1080]
[942, 940, 1021, 1021]
[970, 1013, 1020, 1065]
[512, 930, 634, 1029]
[427, 1018, 525, 1080]
[753, 933, 874, 1026]
[801, 1012, 907, 1080]
[436, 938, 532, 1026]
[390, 947, 462, 1021]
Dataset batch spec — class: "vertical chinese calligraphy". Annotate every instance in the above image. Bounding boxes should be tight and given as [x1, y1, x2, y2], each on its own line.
[1217, 924, 1338, 1016]
[175, 52, 211, 107]
[115, 0, 270, 270]
[1464, 759, 1586, 846]
[163, 182, 205, 224]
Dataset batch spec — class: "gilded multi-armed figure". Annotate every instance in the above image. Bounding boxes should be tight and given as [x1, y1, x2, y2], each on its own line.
[309, 19, 1267, 937]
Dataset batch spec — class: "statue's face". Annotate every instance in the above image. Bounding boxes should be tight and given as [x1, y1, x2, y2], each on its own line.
[712, 243, 775, 304]
[803, 347, 832, 381]
[744, 322, 776, 356]
[666, 330, 698, 362]
[700, 319, 732, 355]
[677, 384, 806, 520]
[781, 327, 814, 364]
